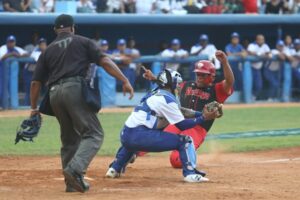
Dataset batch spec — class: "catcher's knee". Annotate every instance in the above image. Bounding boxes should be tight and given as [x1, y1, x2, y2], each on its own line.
[169, 150, 182, 168]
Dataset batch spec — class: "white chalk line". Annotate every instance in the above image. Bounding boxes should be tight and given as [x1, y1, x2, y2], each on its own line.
[204, 157, 300, 166]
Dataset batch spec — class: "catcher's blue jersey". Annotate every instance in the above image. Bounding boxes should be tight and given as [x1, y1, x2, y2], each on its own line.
[125, 89, 184, 129]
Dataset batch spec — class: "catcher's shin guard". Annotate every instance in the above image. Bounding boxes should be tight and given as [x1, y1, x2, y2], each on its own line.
[178, 135, 197, 173]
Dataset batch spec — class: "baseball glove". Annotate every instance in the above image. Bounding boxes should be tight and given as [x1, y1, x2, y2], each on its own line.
[205, 101, 223, 118]
[15, 114, 42, 144]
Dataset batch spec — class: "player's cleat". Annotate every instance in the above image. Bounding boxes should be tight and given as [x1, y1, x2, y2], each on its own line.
[105, 167, 121, 178]
[183, 174, 209, 183]
[63, 167, 90, 193]
[195, 169, 206, 177]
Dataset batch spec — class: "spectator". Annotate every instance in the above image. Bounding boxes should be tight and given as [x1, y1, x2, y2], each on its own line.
[156, 0, 171, 13]
[127, 37, 140, 71]
[77, 0, 96, 13]
[202, 0, 223, 14]
[135, 0, 156, 14]
[290, 39, 300, 89]
[264, 40, 286, 101]
[247, 34, 272, 100]
[183, 0, 206, 13]
[23, 31, 39, 54]
[242, 0, 257, 13]
[0, 35, 28, 108]
[3, 0, 31, 12]
[106, 0, 125, 13]
[99, 39, 111, 54]
[225, 32, 247, 91]
[23, 38, 47, 105]
[124, 0, 135, 13]
[292, 0, 300, 13]
[284, 34, 294, 50]
[39, 0, 54, 12]
[161, 38, 188, 71]
[190, 34, 220, 69]
[265, 0, 287, 14]
[258, 0, 268, 13]
[96, 0, 108, 12]
[111, 39, 135, 90]
[223, 0, 244, 13]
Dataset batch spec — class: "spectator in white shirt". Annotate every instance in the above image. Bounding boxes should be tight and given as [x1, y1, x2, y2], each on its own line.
[106, 0, 125, 13]
[23, 38, 47, 105]
[77, 0, 96, 13]
[39, 0, 54, 12]
[190, 34, 220, 69]
[161, 38, 188, 71]
[247, 34, 272, 100]
[290, 39, 300, 89]
[135, 0, 156, 14]
[264, 40, 286, 101]
[0, 35, 28, 108]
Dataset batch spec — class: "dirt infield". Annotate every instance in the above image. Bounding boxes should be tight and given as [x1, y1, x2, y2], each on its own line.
[1, 102, 300, 118]
[0, 147, 299, 200]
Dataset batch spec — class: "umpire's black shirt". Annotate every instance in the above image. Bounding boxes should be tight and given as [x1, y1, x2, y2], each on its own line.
[32, 32, 104, 85]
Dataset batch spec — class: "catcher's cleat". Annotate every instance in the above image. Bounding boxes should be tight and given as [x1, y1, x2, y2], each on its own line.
[63, 167, 89, 193]
[195, 169, 206, 177]
[105, 167, 120, 178]
[183, 174, 209, 183]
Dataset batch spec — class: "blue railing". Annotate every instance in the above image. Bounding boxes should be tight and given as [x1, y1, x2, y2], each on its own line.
[0, 55, 292, 109]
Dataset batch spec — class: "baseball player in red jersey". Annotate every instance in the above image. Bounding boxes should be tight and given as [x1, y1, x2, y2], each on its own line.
[143, 50, 234, 168]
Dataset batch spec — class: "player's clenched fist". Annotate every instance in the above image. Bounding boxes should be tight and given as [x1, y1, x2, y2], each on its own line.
[215, 50, 228, 64]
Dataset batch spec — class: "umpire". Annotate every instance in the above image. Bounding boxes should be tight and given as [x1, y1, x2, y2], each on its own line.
[30, 14, 134, 193]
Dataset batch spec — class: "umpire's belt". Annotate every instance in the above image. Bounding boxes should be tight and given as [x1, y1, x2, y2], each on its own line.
[50, 76, 83, 88]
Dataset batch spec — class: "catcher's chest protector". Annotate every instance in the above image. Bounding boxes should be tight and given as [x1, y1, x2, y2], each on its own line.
[180, 81, 216, 131]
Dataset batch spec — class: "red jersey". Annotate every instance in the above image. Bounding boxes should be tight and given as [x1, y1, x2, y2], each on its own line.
[179, 80, 232, 131]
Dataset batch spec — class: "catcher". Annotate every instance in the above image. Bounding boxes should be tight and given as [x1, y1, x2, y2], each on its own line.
[143, 50, 234, 168]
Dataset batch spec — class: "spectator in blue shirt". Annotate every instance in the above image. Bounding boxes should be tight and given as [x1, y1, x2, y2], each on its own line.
[225, 32, 247, 91]
[112, 38, 135, 91]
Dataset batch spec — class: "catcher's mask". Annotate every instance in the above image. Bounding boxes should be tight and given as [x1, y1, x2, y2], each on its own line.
[156, 69, 183, 94]
[194, 60, 216, 86]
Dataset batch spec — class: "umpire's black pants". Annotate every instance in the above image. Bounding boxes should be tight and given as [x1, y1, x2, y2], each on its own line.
[49, 76, 104, 174]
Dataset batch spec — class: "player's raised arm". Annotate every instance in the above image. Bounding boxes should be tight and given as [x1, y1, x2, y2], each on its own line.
[215, 50, 234, 94]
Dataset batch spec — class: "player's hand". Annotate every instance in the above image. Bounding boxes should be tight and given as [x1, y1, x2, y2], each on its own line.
[202, 105, 220, 120]
[215, 50, 228, 64]
[122, 80, 134, 100]
[141, 66, 156, 81]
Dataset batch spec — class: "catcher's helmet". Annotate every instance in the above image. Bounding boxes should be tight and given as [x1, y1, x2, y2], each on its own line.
[156, 69, 183, 92]
[193, 60, 216, 76]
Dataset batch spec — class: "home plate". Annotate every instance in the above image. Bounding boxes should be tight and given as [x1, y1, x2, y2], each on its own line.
[53, 177, 94, 181]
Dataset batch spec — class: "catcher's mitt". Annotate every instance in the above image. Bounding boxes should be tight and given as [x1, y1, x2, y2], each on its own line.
[15, 114, 42, 144]
[205, 101, 223, 118]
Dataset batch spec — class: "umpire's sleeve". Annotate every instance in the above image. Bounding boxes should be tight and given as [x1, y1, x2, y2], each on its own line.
[32, 52, 49, 84]
[87, 39, 106, 65]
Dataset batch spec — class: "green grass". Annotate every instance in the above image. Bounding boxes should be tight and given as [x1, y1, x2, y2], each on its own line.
[0, 107, 300, 156]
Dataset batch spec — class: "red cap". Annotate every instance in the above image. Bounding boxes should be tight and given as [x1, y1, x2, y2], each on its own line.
[194, 60, 216, 76]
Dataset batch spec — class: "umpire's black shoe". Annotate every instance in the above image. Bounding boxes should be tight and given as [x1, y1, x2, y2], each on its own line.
[63, 167, 90, 193]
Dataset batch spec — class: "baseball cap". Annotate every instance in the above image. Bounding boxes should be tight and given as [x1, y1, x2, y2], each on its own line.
[38, 38, 47, 44]
[231, 32, 240, 38]
[6, 35, 16, 42]
[171, 38, 180, 45]
[100, 39, 108, 46]
[294, 38, 300, 45]
[199, 34, 209, 41]
[117, 39, 126, 45]
[276, 40, 284, 46]
[54, 14, 74, 29]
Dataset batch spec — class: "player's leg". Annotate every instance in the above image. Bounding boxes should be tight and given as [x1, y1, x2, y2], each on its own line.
[120, 126, 206, 179]
[62, 80, 104, 175]
[49, 82, 82, 192]
[169, 125, 207, 168]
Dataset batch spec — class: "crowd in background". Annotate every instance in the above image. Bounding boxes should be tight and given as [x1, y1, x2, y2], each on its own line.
[1, 31, 300, 108]
[1, 0, 300, 14]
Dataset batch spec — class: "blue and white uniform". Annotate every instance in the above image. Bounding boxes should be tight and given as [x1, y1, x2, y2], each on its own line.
[110, 88, 205, 178]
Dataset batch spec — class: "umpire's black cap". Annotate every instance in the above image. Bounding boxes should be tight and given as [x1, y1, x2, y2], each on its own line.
[54, 14, 74, 29]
